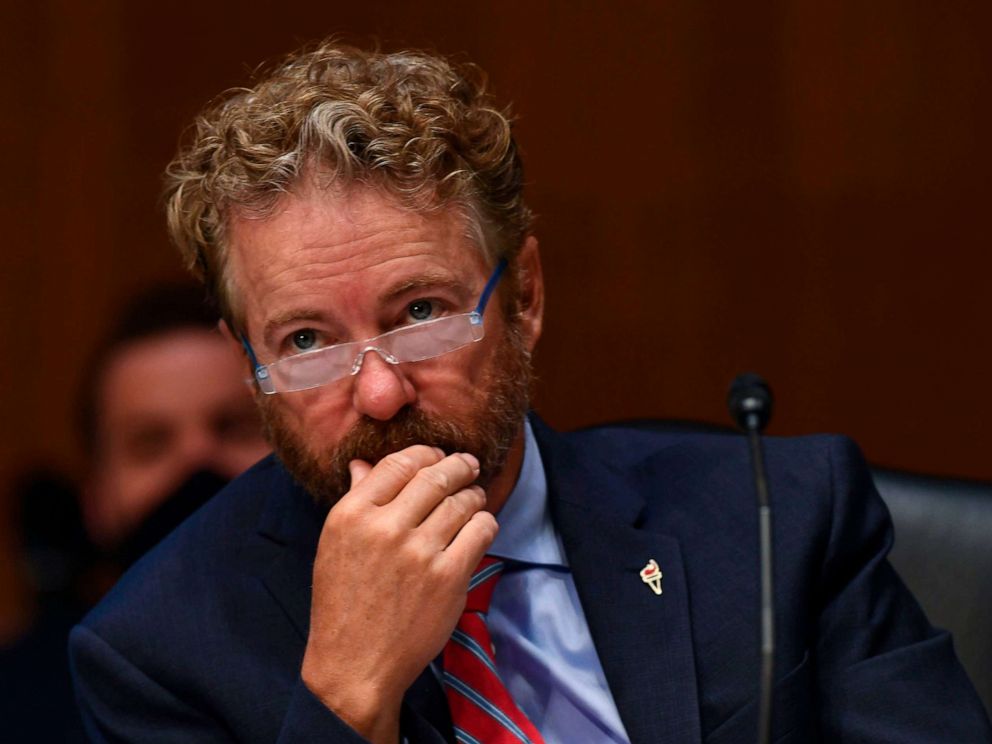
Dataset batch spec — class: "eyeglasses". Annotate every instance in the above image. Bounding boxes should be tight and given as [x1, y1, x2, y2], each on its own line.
[241, 259, 507, 394]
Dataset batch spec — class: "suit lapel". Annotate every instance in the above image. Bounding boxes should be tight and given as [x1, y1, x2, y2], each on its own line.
[534, 418, 702, 744]
[253, 468, 323, 640]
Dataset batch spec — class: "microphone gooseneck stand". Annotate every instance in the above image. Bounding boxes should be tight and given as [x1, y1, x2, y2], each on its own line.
[727, 373, 775, 744]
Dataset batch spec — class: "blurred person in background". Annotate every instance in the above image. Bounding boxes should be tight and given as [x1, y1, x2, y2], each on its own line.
[76, 283, 271, 568]
[1, 282, 270, 743]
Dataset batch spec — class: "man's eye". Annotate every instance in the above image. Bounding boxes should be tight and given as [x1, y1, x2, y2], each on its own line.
[292, 329, 317, 351]
[407, 300, 435, 322]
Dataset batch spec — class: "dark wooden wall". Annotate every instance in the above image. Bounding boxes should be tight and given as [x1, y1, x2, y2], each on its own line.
[2, 1, 989, 486]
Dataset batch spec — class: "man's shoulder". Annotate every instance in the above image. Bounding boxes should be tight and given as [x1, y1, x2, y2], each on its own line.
[557, 418, 861, 475]
[544, 418, 874, 533]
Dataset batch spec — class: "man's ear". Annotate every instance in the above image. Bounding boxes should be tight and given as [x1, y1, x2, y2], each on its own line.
[218, 318, 237, 346]
[219, 319, 264, 399]
[218, 319, 251, 369]
[515, 236, 544, 352]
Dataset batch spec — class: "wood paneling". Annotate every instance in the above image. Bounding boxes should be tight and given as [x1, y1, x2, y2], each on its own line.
[3, 1, 989, 482]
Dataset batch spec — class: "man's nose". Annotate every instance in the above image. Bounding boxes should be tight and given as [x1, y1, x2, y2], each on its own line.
[351, 348, 417, 421]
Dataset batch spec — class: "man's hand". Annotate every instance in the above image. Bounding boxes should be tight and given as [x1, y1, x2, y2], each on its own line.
[301, 445, 498, 744]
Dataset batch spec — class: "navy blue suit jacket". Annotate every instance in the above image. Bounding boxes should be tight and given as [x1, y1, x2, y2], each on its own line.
[71, 417, 992, 742]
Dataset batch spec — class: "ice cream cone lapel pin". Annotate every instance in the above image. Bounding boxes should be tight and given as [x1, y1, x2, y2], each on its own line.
[640, 559, 663, 595]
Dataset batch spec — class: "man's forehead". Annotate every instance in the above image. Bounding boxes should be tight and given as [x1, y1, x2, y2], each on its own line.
[225, 185, 488, 327]
[234, 180, 469, 241]
[234, 184, 479, 261]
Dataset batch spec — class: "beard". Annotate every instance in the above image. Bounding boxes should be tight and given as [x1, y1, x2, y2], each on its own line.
[258, 319, 533, 506]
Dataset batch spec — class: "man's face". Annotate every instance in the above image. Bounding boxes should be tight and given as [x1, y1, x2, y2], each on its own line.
[226, 185, 542, 506]
[87, 329, 271, 546]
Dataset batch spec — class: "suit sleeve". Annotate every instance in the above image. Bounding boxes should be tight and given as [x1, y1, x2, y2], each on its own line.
[813, 436, 992, 741]
[69, 624, 373, 744]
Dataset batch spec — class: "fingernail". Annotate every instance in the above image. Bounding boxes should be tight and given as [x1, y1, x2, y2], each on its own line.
[432, 447, 445, 458]
[459, 453, 480, 472]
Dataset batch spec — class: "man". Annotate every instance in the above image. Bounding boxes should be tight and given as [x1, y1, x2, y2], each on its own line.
[78, 283, 272, 561]
[70, 41, 991, 743]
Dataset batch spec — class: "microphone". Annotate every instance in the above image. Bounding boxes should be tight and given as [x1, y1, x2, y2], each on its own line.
[728, 372, 773, 432]
[727, 373, 775, 744]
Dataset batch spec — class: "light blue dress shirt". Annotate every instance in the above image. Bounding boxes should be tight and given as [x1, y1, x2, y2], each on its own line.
[485, 421, 631, 744]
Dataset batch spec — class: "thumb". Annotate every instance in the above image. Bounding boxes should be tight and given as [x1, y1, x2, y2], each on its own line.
[348, 459, 373, 488]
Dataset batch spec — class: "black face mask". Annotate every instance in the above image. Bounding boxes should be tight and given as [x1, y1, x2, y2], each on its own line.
[113, 469, 229, 568]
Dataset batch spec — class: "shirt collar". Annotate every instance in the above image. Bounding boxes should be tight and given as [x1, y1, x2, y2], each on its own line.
[488, 420, 568, 568]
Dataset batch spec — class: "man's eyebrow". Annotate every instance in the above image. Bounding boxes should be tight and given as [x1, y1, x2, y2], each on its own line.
[262, 308, 325, 347]
[379, 273, 471, 304]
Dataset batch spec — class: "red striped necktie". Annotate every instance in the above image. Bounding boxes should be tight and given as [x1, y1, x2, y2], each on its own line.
[442, 557, 545, 744]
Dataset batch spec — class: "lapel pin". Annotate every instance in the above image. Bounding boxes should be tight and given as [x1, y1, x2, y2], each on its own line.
[639, 559, 663, 595]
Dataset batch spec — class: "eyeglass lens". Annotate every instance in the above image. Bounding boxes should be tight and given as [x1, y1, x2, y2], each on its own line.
[265, 312, 484, 393]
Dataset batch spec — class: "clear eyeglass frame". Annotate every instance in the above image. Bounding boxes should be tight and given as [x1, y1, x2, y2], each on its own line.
[240, 259, 507, 395]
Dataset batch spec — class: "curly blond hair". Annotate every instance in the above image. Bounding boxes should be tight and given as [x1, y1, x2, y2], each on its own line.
[164, 40, 531, 328]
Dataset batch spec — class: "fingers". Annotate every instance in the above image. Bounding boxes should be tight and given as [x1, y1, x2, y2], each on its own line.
[442, 510, 499, 579]
[336, 444, 491, 563]
[389, 452, 481, 527]
[417, 485, 488, 550]
[345, 445, 446, 507]
[346, 445, 483, 525]
[348, 460, 373, 488]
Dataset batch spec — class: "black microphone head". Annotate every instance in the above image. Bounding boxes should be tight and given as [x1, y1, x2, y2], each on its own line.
[727, 373, 774, 432]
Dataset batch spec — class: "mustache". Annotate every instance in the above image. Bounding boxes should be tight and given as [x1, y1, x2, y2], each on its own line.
[263, 403, 514, 504]
[331, 407, 475, 467]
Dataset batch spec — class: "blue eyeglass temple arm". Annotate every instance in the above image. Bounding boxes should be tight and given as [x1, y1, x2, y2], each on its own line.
[473, 257, 507, 316]
[241, 333, 262, 372]
[240, 257, 508, 376]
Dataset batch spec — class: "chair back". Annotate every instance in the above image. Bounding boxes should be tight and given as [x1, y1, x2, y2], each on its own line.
[872, 468, 992, 712]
